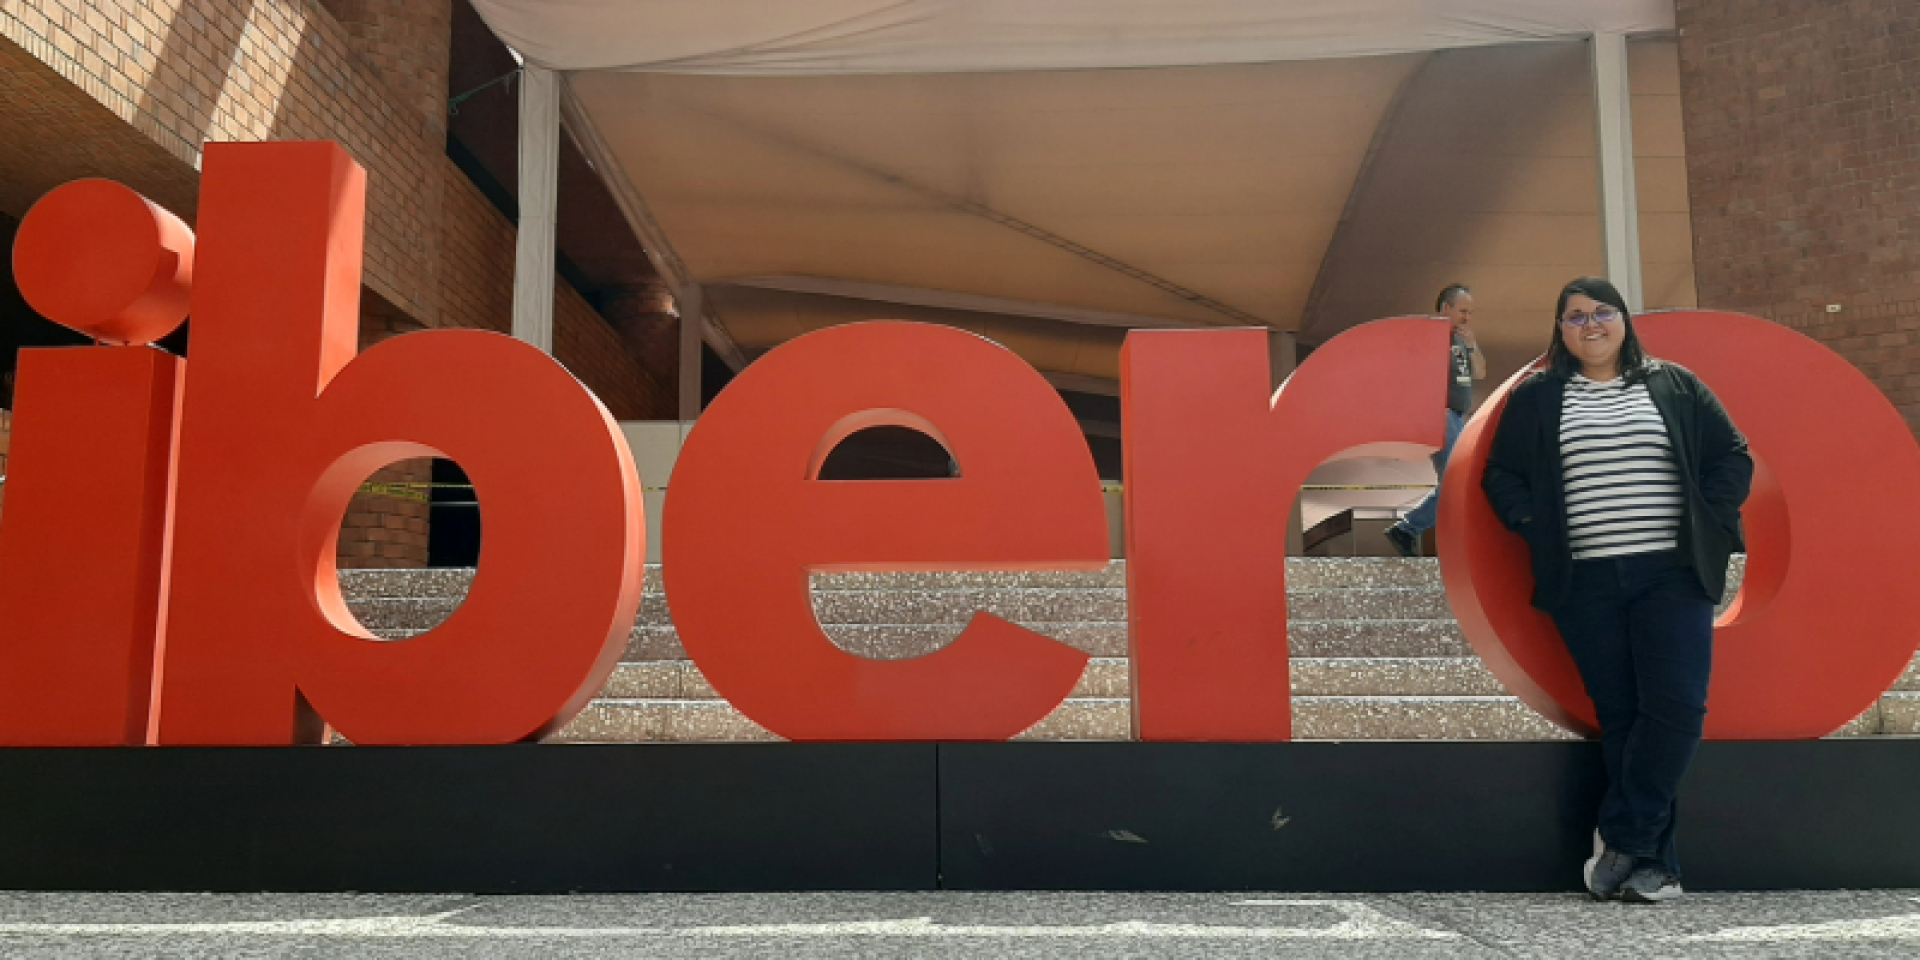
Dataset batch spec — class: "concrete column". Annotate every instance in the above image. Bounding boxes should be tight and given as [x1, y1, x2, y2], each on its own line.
[513, 64, 559, 352]
[678, 284, 704, 420]
[1591, 32, 1644, 314]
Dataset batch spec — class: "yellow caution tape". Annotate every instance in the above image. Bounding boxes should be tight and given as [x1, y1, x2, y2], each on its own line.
[356, 482, 431, 504]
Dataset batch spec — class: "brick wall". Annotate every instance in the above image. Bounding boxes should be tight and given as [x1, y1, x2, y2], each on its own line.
[603, 280, 681, 407]
[335, 459, 430, 568]
[331, 290, 432, 567]
[0, 0, 676, 566]
[554, 282, 675, 421]
[437, 162, 676, 420]
[313, 0, 450, 142]
[1675, 0, 1920, 429]
[437, 163, 513, 335]
[0, 31, 200, 220]
[0, 0, 455, 568]
[0, 1, 445, 322]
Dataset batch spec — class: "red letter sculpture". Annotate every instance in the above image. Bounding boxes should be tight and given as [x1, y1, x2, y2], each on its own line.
[663, 322, 1106, 740]
[1439, 310, 1920, 739]
[0, 180, 192, 744]
[153, 142, 644, 745]
[1122, 320, 1450, 740]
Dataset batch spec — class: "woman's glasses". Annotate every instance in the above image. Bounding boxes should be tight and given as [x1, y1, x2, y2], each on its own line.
[1561, 306, 1622, 327]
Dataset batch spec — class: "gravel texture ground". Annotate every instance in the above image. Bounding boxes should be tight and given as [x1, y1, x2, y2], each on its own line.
[0, 890, 1917, 958]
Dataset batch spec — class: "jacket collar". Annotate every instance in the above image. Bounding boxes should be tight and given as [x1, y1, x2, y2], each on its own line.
[1642, 362, 1682, 409]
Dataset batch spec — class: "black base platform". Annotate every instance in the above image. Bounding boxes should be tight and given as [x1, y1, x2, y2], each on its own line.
[0, 740, 1914, 892]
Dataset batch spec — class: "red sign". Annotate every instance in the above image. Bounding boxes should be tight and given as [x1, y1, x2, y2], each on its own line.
[2, 142, 1915, 746]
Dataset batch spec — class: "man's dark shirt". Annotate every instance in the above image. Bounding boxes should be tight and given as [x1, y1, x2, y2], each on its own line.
[1447, 331, 1474, 414]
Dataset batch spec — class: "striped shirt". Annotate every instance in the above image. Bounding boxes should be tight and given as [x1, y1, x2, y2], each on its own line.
[1559, 374, 1684, 560]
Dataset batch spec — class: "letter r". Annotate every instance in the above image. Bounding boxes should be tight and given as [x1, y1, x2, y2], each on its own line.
[1122, 321, 1450, 740]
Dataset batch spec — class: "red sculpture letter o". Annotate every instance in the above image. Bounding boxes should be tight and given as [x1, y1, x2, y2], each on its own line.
[1439, 310, 1920, 739]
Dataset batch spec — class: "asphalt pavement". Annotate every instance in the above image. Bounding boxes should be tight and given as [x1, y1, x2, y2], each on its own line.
[1, 889, 1918, 958]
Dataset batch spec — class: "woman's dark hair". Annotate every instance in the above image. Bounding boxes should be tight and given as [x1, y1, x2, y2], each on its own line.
[1435, 283, 1471, 313]
[1543, 277, 1655, 382]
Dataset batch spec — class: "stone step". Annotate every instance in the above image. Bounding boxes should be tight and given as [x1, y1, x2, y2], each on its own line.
[556, 699, 775, 744]
[614, 621, 1484, 663]
[1288, 620, 1472, 658]
[1877, 692, 1920, 734]
[332, 559, 1460, 599]
[598, 657, 1136, 701]
[1293, 657, 1506, 696]
[595, 654, 1920, 703]
[616, 624, 1137, 661]
[595, 657, 1511, 701]
[557, 689, 1920, 744]
[339, 560, 1483, 637]
[342, 556, 1748, 597]
[552, 697, 1576, 743]
[405, 612, 1920, 689]
[1285, 588, 1453, 622]
[337, 558, 1570, 593]
[618, 620, 1484, 662]
[812, 568, 1131, 591]
[344, 552, 1920, 744]
[1296, 697, 1576, 741]
[808, 587, 1129, 627]
[339, 556, 1746, 601]
[341, 583, 1474, 634]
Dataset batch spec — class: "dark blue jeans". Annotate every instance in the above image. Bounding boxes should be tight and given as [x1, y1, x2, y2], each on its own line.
[1550, 551, 1714, 878]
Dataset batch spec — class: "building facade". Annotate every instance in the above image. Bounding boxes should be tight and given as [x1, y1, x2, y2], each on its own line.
[1677, 0, 1920, 432]
[0, 0, 679, 565]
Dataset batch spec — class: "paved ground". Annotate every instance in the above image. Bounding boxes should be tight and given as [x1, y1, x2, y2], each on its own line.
[0, 890, 1918, 958]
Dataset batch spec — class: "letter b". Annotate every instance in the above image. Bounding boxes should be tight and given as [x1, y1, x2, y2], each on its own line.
[154, 143, 644, 745]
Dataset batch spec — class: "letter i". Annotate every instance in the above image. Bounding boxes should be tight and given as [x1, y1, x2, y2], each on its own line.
[0, 180, 192, 745]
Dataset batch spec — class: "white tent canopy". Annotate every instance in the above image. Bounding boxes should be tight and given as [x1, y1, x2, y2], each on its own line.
[471, 0, 1689, 422]
[470, 0, 1675, 75]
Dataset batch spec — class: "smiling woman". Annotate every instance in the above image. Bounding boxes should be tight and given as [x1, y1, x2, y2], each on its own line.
[1547, 280, 1654, 385]
[1481, 277, 1754, 905]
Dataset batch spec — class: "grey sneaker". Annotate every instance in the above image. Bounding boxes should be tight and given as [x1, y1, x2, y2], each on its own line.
[1621, 865, 1684, 904]
[1384, 523, 1420, 558]
[1583, 831, 1635, 901]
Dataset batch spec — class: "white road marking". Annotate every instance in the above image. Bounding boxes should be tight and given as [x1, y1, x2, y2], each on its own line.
[1234, 899, 1459, 939]
[1685, 898, 1920, 942]
[0, 900, 1459, 941]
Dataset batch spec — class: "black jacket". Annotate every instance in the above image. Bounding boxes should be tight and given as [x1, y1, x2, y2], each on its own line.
[1481, 362, 1754, 612]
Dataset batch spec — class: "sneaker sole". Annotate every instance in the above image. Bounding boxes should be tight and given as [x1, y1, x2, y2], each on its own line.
[1583, 836, 1633, 901]
[1623, 883, 1684, 904]
[1582, 855, 1616, 901]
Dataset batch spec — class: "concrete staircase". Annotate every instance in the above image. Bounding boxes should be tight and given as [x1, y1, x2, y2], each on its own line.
[339, 558, 1920, 742]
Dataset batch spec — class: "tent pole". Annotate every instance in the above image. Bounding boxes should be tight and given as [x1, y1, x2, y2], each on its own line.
[1590, 32, 1644, 314]
[512, 64, 560, 352]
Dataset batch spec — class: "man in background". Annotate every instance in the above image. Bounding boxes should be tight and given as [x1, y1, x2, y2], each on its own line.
[1385, 283, 1484, 557]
